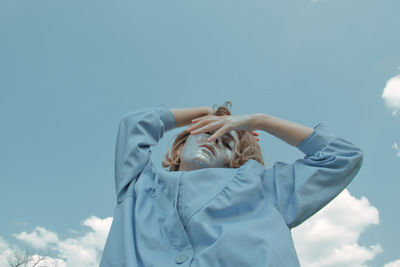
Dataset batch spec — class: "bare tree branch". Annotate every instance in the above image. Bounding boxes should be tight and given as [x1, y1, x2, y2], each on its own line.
[7, 249, 48, 267]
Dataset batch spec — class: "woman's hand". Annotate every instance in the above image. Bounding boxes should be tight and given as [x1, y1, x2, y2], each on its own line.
[186, 114, 260, 142]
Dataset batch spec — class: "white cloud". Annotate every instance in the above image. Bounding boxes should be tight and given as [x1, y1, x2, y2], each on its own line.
[0, 236, 8, 251]
[80, 216, 113, 251]
[382, 74, 400, 116]
[384, 259, 400, 267]
[13, 226, 59, 249]
[292, 189, 382, 267]
[0, 236, 65, 267]
[392, 142, 400, 158]
[0, 236, 13, 267]
[55, 216, 112, 267]
[6, 216, 113, 267]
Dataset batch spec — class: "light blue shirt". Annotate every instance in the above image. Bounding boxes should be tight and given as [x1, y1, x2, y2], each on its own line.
[99, 103, 363, 267]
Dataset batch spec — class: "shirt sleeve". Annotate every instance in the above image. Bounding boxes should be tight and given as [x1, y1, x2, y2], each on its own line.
[114, 103, 176, 203]
[262, 122, 364, 229]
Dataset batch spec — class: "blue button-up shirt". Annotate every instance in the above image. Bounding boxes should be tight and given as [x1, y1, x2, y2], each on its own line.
[99, 103, 363, 267]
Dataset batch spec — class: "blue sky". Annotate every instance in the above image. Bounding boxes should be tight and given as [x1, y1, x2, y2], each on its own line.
[1, 0, 399, 266]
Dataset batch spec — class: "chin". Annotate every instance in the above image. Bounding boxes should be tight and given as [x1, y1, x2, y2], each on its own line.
[184, 158, 212, 170]
[192, 158, 211, 167]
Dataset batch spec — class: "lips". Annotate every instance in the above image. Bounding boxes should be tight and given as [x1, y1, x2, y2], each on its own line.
[200, 144, 215, 157]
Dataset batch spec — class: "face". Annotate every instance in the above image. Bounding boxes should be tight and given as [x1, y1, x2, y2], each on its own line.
[179, 130, 239, 171]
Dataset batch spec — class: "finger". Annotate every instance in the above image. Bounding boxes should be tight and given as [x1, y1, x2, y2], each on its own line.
[186, 119, 211, 132]
[207, 126, 229, 143]
[250, 131, 259, 136]
[191, 122, 219, 135]
[191, 117, 202, 123]
[192, 115, 210, 123]
[188, 123, 209, 134]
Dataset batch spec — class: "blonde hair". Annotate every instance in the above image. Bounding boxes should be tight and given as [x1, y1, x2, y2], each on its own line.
[162, 102, 265, 171]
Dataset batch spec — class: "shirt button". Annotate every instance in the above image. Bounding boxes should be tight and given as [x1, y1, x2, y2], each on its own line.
[175, 254, 187, 264]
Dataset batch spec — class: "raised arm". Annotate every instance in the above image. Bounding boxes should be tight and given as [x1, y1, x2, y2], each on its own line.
[114, 103, 176, 203]
[115, 104, 216, 203]
[252, 113, 314, 147]
[170, 106, 214, 127]
[242, 113, 363, 228]
[262, 122, 363, 228]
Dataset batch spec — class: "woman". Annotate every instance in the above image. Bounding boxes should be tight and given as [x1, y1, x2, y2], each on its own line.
[99, 102, 363, 267]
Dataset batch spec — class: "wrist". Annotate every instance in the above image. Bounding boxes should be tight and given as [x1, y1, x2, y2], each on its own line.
[253, 113, 274, 132]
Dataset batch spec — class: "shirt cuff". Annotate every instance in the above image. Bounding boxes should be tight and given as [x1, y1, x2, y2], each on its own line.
[153, 103, 177, 132]
[296, 122, 336, 156]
